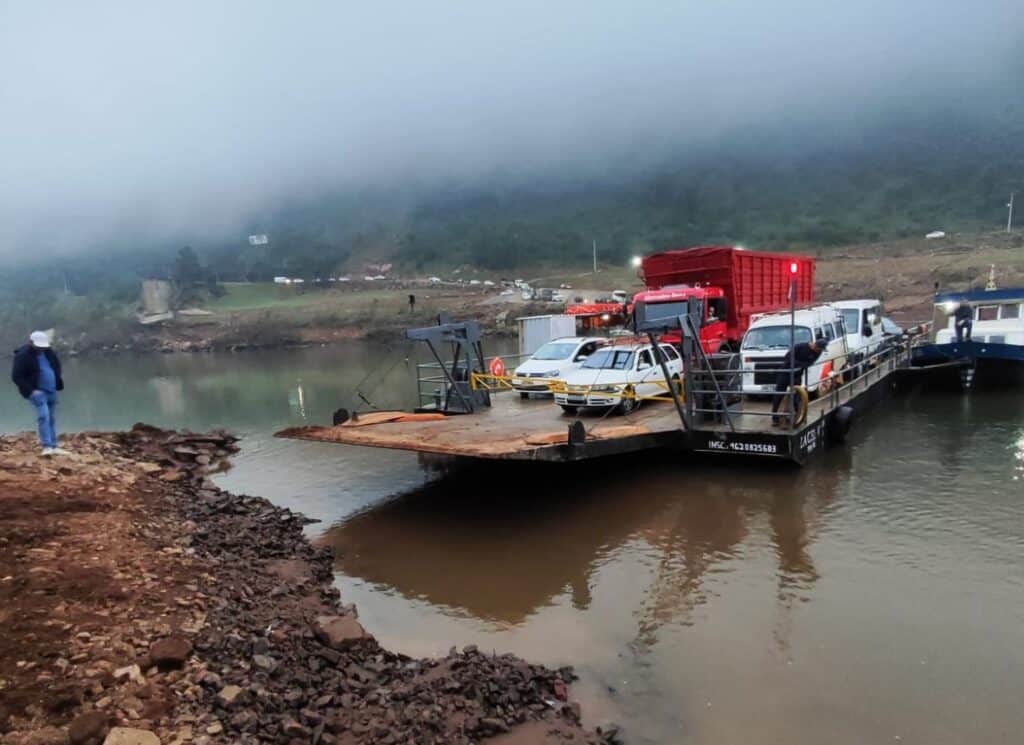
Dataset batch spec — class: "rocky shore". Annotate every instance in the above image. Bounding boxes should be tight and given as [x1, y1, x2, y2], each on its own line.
[0, 427, 616, 745]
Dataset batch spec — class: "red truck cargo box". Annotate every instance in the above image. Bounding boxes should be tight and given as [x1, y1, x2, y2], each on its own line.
[641, 245, 814, 329]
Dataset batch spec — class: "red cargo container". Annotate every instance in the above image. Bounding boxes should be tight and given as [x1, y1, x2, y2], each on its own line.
[635, 245, 815, 353]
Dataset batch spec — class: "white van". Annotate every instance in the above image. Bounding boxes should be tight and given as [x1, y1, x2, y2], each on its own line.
[832, 300, 884, 365]
[740, 306, 849, 395]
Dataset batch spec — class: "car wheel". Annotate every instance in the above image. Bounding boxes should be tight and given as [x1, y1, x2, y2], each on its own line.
[618, 387, 637, 414]
[519, 392, 530, 400]
[560, 405, 578, 415]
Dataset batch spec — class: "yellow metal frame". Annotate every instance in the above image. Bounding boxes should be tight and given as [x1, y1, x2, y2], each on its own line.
[470, 372, 683, 403]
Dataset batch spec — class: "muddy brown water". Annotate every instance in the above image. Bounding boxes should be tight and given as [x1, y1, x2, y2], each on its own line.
[2, 344, 1023, 744]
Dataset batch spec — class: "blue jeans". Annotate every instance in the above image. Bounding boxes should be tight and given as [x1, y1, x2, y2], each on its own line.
[29, 390, 58, 448]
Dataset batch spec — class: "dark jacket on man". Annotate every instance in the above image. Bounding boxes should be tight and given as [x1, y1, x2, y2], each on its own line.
[776, 341, 824, 386]
[954, 303, 972, 324]
[11, 345, 64, 399]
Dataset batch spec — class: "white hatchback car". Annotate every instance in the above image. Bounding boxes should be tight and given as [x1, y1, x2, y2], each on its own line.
[513, 337, 606, 397]
[553, 342, 683, 414]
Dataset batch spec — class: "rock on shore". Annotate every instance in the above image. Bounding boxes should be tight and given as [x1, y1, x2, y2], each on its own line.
[0, 426, 618, 744]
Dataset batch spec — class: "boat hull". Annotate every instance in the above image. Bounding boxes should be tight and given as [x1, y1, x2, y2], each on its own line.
[912, 341, 1024, 389]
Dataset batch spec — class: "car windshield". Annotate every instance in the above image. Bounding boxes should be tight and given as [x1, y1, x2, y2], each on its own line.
[839, 309, 860, 333]
[742, 325, 812, 350]
[582, 348, 635, 370]
[531, 342, 577, 361]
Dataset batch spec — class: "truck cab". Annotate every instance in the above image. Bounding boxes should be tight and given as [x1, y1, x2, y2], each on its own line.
[637, 245, 815, 355]
[832, 299, 884, 365]
[740, 306, 849, 396]
[631, 285, 730, 353]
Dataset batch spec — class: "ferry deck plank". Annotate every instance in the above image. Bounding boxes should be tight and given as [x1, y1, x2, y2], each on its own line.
[278, 396, 686, 460]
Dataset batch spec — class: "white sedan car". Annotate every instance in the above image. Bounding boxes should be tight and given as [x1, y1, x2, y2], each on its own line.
[513, 337, 606, 397]
[553, 342, 683, 414]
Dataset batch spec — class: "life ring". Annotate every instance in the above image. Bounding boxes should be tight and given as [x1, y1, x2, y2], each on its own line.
[779, 385, 810, 426]
[489, 357, 506, 377]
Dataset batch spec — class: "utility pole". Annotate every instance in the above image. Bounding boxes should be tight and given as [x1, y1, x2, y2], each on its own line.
[592, 238, 598, 274]
[1008, 192, 1015, 233]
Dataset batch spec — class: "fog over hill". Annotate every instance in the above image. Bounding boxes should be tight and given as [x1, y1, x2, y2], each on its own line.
[1, 1, 1022, 274]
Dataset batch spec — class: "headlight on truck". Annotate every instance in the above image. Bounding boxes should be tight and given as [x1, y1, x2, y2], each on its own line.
[591, 385, 622, 393]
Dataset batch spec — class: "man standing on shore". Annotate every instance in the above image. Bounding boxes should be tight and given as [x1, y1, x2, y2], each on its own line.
[11, 331, 69, 456]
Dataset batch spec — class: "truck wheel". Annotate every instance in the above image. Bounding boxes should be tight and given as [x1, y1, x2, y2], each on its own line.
[560, 405, 578, 415]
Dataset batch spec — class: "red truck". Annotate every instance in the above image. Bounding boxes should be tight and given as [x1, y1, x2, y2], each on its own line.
[634, 245, 815, 353]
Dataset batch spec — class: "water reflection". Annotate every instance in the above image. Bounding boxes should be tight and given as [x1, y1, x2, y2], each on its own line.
[321, 448, 849, 654]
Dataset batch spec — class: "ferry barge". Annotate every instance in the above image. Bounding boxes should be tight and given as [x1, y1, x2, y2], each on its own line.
[279, 299, 912, 466]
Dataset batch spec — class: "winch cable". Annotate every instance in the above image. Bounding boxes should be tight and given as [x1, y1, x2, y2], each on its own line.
[348, 342, 413, 413]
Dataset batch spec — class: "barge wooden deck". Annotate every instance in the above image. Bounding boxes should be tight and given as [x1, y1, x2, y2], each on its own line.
[278, 398, 686, 461]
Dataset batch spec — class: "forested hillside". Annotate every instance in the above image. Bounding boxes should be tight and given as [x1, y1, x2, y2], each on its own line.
[3, 97, 1023, 298]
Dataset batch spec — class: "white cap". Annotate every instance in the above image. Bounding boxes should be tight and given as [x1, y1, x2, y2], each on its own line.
[30, 331, 51, 348]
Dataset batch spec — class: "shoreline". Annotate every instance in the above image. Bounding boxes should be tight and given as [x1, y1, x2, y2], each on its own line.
[0, 426, 615, 744]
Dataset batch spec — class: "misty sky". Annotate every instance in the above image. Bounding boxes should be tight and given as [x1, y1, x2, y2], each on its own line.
[1, 1, 1020, 259]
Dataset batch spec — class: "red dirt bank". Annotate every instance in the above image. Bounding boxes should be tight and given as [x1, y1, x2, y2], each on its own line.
[0, 427, 617, 745]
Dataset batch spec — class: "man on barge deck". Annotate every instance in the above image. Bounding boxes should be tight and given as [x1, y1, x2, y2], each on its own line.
[771, 337, 824, 427]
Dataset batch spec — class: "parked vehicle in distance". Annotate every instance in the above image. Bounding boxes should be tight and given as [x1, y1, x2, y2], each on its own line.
[740, 305, 849, 396]
[611, 290, 629, 302]
[634, 246, 815, 354]
[553, 342, 683, 414]
[513, 337, 607, 397]
[832, 300, 884, 366]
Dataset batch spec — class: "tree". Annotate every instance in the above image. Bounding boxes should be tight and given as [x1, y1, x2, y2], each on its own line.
[173, 246, 203, 285]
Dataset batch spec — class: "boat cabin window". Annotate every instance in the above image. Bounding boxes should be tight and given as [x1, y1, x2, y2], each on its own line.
[976, 305, 999, 322]
[1000, 304, 1021, 320]
[988, 335, 1006, 344]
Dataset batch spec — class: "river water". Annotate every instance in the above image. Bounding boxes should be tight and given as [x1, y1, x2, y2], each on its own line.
[2, 344, 1022, 744]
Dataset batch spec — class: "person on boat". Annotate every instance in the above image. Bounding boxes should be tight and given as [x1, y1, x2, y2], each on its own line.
[954, 299, 973, 343]
[771, 337, 825, 426]
[10, 331, 69, 456]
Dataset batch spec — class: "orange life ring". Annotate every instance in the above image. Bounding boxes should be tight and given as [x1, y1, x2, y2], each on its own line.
[489, 357, 506, 377]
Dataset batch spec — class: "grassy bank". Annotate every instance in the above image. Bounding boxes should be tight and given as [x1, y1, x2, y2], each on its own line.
[2, 230, 1022, 355]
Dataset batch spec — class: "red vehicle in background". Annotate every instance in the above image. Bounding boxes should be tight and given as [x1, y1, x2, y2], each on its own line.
[634, 245, 815, 354]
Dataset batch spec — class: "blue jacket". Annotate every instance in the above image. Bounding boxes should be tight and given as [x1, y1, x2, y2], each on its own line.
[11, 345, 64, 399]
